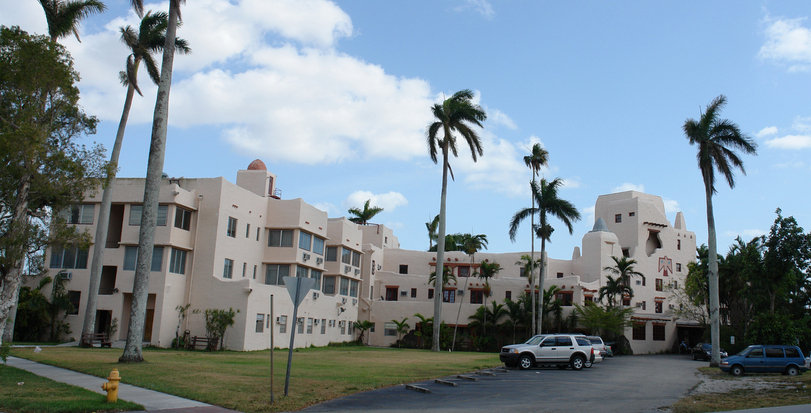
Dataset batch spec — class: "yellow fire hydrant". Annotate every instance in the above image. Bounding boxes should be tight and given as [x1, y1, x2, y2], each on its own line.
[101, 369, 120, 403]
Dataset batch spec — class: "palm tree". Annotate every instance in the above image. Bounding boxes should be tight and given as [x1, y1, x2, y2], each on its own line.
[412, 313, 432, 349]
[37, 0, 106, 42]
[515, 254, 539, 334]
[391, 317, 410, 348]
[522, 143, 548, 334]
[347, 199, 384, 225]
[451, 233, 487, 350]
[425, 214, 439, 251]
[502, 298, 524, 343]
[352, 320, 374, 345]
[683, 94, 757, 366]
[82, 10, 189, 345]
[540, 285, 561, 332]
[598, 275, 632, 308]
[603, 256, 645, 291]
[120, 0, 187, 363]
[477, 260, 501, 335]
[428, 266, 457, 290]
[426, 89, 486, 351]
[509, 178, 580, 334]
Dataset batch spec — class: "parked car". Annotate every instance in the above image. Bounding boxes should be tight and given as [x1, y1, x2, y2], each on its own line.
[500, 334, 598, 370]
[692, 343, 728, 361]
[587, 336, 609, 358]
[720, 345, 809, 376]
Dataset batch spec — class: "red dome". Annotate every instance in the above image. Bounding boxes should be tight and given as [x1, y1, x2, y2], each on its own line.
[247, 159, 267, 171]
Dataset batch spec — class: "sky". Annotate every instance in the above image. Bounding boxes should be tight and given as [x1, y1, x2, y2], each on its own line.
[2, 0, 810, 260]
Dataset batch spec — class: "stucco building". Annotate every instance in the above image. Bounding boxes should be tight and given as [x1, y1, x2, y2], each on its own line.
[44, 161, 696, 354]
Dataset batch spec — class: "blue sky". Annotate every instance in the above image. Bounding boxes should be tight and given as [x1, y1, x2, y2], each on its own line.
[3, 0, 810, 259]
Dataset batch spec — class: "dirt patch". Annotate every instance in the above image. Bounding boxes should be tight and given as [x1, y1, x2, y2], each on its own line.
[690, 371, 798, 395]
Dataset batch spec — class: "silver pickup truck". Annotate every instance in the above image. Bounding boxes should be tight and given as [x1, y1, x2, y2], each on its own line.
[499, 333, 600, 370]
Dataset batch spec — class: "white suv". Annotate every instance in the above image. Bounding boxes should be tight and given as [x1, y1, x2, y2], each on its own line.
[500, 334, 598, 370]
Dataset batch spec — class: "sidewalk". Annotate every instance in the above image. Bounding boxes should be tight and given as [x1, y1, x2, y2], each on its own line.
[6, 356, 239, 413]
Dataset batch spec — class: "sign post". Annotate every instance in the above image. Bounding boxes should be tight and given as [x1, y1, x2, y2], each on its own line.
[270, 294, 274, 404]
[282, 276, 315, 397]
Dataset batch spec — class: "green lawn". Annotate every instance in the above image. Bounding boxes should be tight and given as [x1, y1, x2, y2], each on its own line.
[10, 345, 500, 412]
[0, 364, 143, 413]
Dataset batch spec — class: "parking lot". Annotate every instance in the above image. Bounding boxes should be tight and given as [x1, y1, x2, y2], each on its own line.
[304, 355, 702, 413]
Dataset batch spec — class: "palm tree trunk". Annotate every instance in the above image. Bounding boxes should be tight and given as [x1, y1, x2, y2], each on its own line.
[83, 82, 137, 341]
[433, 146, 450, 352]
[120, 3, 180, 363]
[530, 179, 536, 335]
[451, 254, 473, 351]
[0, 175, 31, 347]
[538, 237, 547, 334]
[704, 179, 721, 367]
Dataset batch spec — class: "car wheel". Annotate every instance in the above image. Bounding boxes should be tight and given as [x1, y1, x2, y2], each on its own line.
[571, 355, 585, 371]
[518, 354, 533, 370]
[585, 359, 593, 368]
[731, 365, 743, 377]
[786, 365, 799, 376]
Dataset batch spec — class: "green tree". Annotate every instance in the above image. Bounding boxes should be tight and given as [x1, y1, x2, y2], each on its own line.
[683, 94, 757, 366]
[347, 199, 384, 225]
[502, 298, 525, 343]
[509, 178, 580, 334]
[574, 302, 634, 338]
[603, 256, 645, 293]
[477, 260, 501, 335]
[37, 0, 106, 42]
[203, 308, 238, 351]
[353, 320, 374, 345]
[120, 0, 187, 363]
[412, 313, 432, 349]
[598, 275, 632, 308]
[427, 89, 486, 351]
[761, 209, 811, 315]
[521, 143, 548, 335]
[451, 233, 488, 350]
[428, 265, 457, 289]
[425, 214, 439, 251]
[0, 26, 106, 346]
[391, 317, 409, 347]
[83, 11, 189, 344]
[14, 276, 53, 341]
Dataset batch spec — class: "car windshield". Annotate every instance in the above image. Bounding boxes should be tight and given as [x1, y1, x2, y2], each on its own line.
[525, 335, 546, 345]
[737, 345, 758, 356]
[701, 344, 712, 351]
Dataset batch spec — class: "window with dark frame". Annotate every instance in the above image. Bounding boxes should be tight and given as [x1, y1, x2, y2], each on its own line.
[428, 288, 434, 299]
[410, 288, 417, 298]
[226, 217, 237, 237]
[652, 324, 665, 341]
[223, 258, 234, 278]
[174, 207, 192, 230]
[443, 289, 455, 303]
[632, 322, 646, 340]
[385, 286, 398, 301]
[326, 246, 338, 261]
[655, 278, 663, 291]
[655, 300, 663, 313]
[615, 213, 622, 223]
[505, 291, 511, 300]
[67, 291, 81, 315]
[268, 229, 293, 247]
[469, 289, 483, 304]
[399, 264, 408, 274]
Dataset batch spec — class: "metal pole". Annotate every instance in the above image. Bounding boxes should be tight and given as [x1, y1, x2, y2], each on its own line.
[284, 277, 302, 396]
[270, 294, 274, 404]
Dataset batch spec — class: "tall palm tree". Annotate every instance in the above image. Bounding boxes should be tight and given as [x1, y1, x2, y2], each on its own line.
[120, 0, 187, 363]
[522, 143, 548, 334]
[37, 0, 106, 42]
[425, 214, 439, 251]
[426, 89, 486, 351]
[603, 256, 645, 291]
[683, 94, 756, 366]
[451, 233, 487, 350]
[347, 199, 384, 225]
[598, 275, 632, 308]
[82, 11, 189, 343]
[477, 260, 501, 335]
[509, 178, 580, 334]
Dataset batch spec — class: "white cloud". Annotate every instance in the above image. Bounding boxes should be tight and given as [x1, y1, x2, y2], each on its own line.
[724, 229, 766, 240]
[765, 135, 811, 149]
[793, 116, 811, 132]
[613, 183, 645, 193]
[759, 16, 811, 71]
[454, 0, 495, 19]
[344, 191, 407, 212]
[756, 126, 778, 138]
[459, 133, 527, 197]
[663, 199, 680, 214]
[489, 109, 517, 130]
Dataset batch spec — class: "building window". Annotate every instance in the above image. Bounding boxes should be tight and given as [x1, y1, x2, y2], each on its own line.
[129, 205, 167, 226]
[306, 318, 313, 334]
[123, 246, 162, 272]
[443, 289, 455, 303]
[349, 280, 359, 297]
[615, 213, 622, 223]
[556, 272, 563, 278]
[321, 319, 326, 334]
[470, 289, 483, 304]
[50, 245, 89, 269]
[256, 227, 260, 241]
[297, 318, 304, 334]
[242, 262, 247, 278]
[169, 248, 187, 274]
[326, 246, 338, 261]
[655, 279, 663, 292]
[256, 314, 264, 333]
[278, 315, 287, 334]
[622, 296, 631, 306]
[299, 231, 312, 251]
[410, 288, 417, 298]
[253, 265, 257, 279]
[313, 237, 325, 255]
[339, 277, 349, 295]
[322, 276, 335, 294]
[265, 264, 289, 285]
[428, 289, 434, 299]
[174, 207, 192, 230]
[622, 248, 630, 258]
[399, 264, 408, 274]
[384, 322, 397, 336]
[226, 217, 237, 237]
[555, 291, 573, 306]
[677, 239, 681, 250]
[223, 258, 234, 279]
[67, 291, 81, 315]
[246, 223, 251, 238]
[352, 251, 360, 267]
[340, 248, 351, 264]
[62, 204, 95, 224]
[655, 301, 663, 313]
[629, 212, 635, 217]
[458, 266, 470, 277]
[296, 265, 309, 278]
[653, 324, 665, 341]
[640, 301, 646, 310]
[519, 267, 527, 278]
[268, 229, 293, 247]
[385, 286, 398, 301]
[676, 263, 682, 272]
[633, 322, 646, 340]
[505, 291, 511, 300]
[311, 270, 322, 290]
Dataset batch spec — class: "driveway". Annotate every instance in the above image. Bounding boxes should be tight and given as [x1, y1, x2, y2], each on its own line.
[303, 355, 702, 413]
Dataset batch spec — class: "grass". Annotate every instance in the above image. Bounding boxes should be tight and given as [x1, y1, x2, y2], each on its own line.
[0, 364, 143, 413]
[671, 367, 811, 412]
[10, 345, 500, 412]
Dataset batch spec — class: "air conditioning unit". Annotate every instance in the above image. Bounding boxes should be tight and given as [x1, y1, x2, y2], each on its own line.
[344, 265, 351, 274]
[635, 302, 643, 308]
[316, 257, 323, 265]
[297, 317, 304, 324]
[400, 290, 408, 296]
[338, 320, 346, 327]
[314, 319, 319, 325]
[457, 289, 464, 295]
[313, 292, 319, 300]
[354, 269, 360, 276]
[352, 298, 357, 306]
[302, 252, 311, 261]
[341, 297, 347, 305]
[58, 271, 72, 280]
[669, 304, 675, 310]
